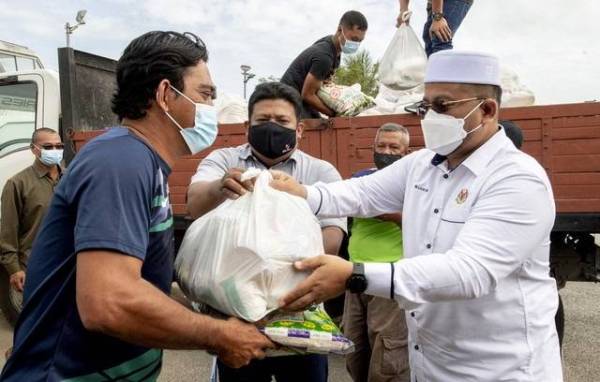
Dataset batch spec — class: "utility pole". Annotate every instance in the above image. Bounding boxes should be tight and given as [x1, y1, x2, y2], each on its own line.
[241, 65, 256, 100]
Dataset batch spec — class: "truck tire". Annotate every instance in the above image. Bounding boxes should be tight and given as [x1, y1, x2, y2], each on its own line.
[555, 294, 565, 349]
[0, 267, 23, 327]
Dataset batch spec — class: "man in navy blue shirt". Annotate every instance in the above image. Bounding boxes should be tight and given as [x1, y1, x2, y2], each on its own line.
[1, 31, 273, 382]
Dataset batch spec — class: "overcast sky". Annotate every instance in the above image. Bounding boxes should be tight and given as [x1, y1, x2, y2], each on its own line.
[1, 0, 598, 105]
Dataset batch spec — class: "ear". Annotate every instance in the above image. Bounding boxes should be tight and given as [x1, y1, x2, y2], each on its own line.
[155, 79, 172, 112]
[480, 99, 498, 123]
[296, 121, 305, 140]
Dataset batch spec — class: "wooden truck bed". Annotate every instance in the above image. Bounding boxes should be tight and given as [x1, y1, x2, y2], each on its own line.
[71, 102, 600, 222]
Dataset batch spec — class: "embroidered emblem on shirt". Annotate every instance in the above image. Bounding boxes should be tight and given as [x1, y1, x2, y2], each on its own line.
[456, 188, 469, 205]
[414, 184, 429, 193]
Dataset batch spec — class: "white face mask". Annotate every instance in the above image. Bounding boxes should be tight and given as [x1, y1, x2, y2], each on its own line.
[420, 101, 484, 156]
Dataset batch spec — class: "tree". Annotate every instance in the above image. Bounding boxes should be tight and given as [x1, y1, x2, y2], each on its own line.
[333, 50, 379, 97]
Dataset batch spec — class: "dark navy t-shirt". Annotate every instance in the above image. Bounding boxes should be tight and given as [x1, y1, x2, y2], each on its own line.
[1, 128, 174, 381]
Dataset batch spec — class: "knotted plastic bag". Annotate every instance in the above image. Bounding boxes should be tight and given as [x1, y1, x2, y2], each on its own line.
[378, 13, 427, 91]
[175, 169, 324, 322]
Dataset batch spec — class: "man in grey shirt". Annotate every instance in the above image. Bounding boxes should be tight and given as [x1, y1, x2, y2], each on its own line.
[187, 82, 346, 382]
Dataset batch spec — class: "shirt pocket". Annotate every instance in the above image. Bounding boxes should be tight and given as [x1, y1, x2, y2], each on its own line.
[436, 203, 471, 251]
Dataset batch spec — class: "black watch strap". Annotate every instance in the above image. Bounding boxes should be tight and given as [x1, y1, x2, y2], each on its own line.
[346, 262, 368, 294]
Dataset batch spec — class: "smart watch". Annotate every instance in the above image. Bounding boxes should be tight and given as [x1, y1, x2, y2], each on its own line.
[346, 262, 368, 294]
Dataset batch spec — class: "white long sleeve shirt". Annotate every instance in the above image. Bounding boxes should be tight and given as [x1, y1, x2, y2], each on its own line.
[306, 128, 562, 382]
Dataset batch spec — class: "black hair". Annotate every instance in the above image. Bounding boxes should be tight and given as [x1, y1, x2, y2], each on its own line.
[500, 120, 523, 149]
[111, 31, 208, 120]
[248, 82, 303, 121]
[31, 127, 59, 144]
[340, 10, 368, 31]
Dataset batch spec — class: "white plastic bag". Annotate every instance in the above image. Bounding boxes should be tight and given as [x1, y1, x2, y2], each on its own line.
[175, 169, 324, 322]
[378, 14, 427, 91]
[317, 83, 375, 116]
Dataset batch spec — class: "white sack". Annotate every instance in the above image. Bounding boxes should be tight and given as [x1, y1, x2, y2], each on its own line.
[378, 21, 427, 91]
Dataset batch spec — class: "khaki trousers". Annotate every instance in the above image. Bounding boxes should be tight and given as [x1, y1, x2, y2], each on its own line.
[343, 292, 410, 382]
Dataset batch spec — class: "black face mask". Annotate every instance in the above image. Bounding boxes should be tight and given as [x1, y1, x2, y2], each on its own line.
[374, 152, 404, 169]
[248, 121, 297, 160]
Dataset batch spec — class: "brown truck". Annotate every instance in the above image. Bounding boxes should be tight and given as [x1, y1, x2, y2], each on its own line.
[3, 48, 598, 340]
[71, 101, 600, 284]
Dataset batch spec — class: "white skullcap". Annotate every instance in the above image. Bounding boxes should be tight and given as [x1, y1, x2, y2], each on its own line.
[424, 50, 501, 86]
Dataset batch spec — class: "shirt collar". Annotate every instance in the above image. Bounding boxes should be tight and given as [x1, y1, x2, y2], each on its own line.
[33, 159, 63, 179]
[239, 143, 299, 164]
[460, 126, 509, 176]
[429, 126, 509, 175]
[32, 159, 50, 178]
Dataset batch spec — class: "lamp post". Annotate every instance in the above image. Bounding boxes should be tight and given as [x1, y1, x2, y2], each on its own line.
[65, 10, 87, 48]
[241, 64, 255, 100]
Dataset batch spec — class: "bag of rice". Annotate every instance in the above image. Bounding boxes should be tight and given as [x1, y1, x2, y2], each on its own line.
[261, 306, 354, 355]
[317, 83, 375, 117]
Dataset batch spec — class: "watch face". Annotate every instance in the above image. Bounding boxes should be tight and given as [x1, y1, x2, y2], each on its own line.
[348, 274, 367, 293]
[434, 13, 444, 21]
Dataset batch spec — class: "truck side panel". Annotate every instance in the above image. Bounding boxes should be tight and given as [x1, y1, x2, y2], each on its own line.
[70, 102, 600, 221]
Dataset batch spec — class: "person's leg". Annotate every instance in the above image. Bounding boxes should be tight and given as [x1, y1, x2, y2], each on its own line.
[422, 2, 434, 57]
[217, 358, 272, 382]
[343, 292, 371, 381]
[429, 0, 473, 55]
[366, 297, 410, 382]
[271, 354, 328, 382]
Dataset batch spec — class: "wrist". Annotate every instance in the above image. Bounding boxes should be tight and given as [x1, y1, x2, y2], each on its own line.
[432, 12, 444, 21]
[346, 262, 368, 293]
[200, 316, 227, 352]
[300, 185, 308, 199]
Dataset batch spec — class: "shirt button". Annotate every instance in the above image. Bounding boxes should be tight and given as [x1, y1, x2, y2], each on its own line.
[410, 312, 415, 317]
[426, 244, 432, 249]
[433, 208, 439, 214]
[414, 345, 420, 351]
[443, 174, 449, 179]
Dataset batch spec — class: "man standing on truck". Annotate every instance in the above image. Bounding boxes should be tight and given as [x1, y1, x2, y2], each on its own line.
[397, 0, 473, 57]
[271, 50, 563, 381]
[187, 81, 346, 382]
[1, 128, 62, 296]
[343, 123, 411, 382]
[281, 10, 368, 119]
[1, 31, 273, 382]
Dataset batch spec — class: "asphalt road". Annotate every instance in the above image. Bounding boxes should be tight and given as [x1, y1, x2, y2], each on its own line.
[0, 282, 597, 381]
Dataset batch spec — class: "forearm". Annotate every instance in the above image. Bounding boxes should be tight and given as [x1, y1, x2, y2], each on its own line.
[322, 226, 344, 255]
[79, 276, 225, 350]
[0, 252, 21, 275]
[187, 180, 226, 219]
[304, 94, 335, 117]
[431, 0, 443, 13]
[1, 185, 21, 275]
[364, 252, 494, 310]
[399, 0, 410, 12]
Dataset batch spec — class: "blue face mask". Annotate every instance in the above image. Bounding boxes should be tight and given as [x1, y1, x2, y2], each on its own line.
[37, 147, 63, 166]
[340, 30, 360, 54]
[165, 85, 218, 155]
